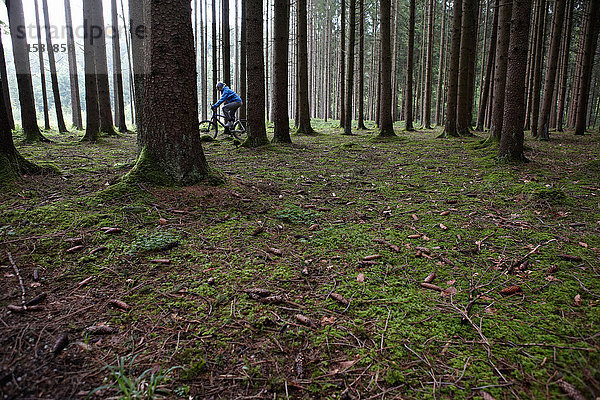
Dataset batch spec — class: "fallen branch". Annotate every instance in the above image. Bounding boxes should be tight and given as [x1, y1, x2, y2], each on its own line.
[8, 252, 25, 307]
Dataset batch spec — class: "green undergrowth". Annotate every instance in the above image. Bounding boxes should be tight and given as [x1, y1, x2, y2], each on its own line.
[1, 127, 599, 399]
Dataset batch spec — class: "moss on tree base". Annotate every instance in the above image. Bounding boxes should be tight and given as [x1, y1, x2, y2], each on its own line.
[123, 147, 224, 186]
[0, 151, 42, 188]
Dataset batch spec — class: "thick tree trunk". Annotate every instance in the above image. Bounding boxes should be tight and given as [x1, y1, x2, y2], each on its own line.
[42, 0, 68, 133]
[343, 0, 356, 135]
[529, 0, 546, 137]
[200, 0, 208, 120]
[442, 0, 462, 137]
[244, 0, 269, 146]
[272, 0, 291, 143]
[120, 0, 135, 125]
[64, 0, 83, 130]
[0, 30, 15, 130]
[111, 0, 128, 132]
[498, 0, 532, 161]
[91, 0, 116, 135]
[129, 0, 145, 137]
[129, 0, 209, 184]
[8, 0, 47, 142]
[456, 0, 476, 135]
[423, 0, 435, 129]
[222, 0, 231, 85]
[476, 0, 498, 131]
[296, 0, 315, 134]
[488, 0, 512, 141]
[212, 0, 218, 104]
[377, 0, 394, 136]
[339, 0, 346, 127]
[574, 0, 600, 135]
[357, 0, 366, 129]
[82, 0, 100, 142]
[405, 0, 416, 131]
[537, 0, 566, 139]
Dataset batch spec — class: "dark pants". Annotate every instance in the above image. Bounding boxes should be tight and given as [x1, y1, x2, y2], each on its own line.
[223, 101, 242, 123]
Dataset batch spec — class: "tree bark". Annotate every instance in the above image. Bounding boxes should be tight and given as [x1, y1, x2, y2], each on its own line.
[442, 0, 462, 137]
[33, 0, 50, 130]
[82, 0, 100, 142]
[488, 0, 512, 141]
[475, 0, 498, 131]
[435, 0, 447, 126]
[111, 0, 128, 132]
[357, 0, 367, 129]
[378, 0, 394, 136]
[129, 0, 209, 184]
[537, 0, 566, 139]
[7, 0, 47, 142]
[529, 0, 546, 136]
[240, 0, 247, 118]
[41, 0, 68, 133]
[91, 0, 116, 135]
[498, 0, 532, 161]
[272, 0, 291, 143]
[296, 0, 315, 134]
[0, 29, 15, 130]
[555, 0, 573, 132]
[129, 0, 145, 137]
[339, 0, 346, 127]
[456, 0, 476, 135]
[222, 0, 231, 85]
[64, 0, 83, 130]
[405, 0, 416, 131]
[424, 0, 435, 128]
[212, 0, 218, 104]
[574, 0, 600, 135]
[343, 0, 356, 135]
[244, 0, 269, 146]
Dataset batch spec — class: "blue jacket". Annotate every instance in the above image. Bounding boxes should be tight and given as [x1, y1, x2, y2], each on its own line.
[213, 86, 242, 108]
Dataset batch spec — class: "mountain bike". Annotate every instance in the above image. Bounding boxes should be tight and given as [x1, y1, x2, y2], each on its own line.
[199, 108, 248, 141]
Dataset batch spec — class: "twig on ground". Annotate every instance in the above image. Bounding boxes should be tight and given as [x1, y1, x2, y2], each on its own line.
[8, 252, 26, 307]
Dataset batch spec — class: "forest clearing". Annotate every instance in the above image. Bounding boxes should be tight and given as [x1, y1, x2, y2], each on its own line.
[1, 126, 599, 399]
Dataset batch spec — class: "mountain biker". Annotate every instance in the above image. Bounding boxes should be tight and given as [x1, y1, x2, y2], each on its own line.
[212, 82, 242, 129]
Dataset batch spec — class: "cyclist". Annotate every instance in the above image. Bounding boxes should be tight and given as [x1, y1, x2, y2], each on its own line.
[212, 82, 242, 129]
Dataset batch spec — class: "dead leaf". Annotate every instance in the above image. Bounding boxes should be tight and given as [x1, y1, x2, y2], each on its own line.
[268, 247, 283, 256]
[412, 214, 419, 221]
[545, 275, 561, 282]
[578, 242, 588, 248]
[357, 273, 365, 283]
[158, 218, 167, 225]
[574, 294, 582, 306]
[446, 279, 456, 285]
[439, 223, 448, 230]
[321, 316, 336, 325]
[443, 286, 458, 296]
[150, 259, 171, 264]
[440, 211, 450, 216]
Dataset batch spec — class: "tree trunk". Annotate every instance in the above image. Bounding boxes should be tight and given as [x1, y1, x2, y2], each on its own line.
[555, 0, 573, 132]
[405, 0, 416, 131]
[41, 0, 68, 133]
[456, 0, 476, 135]
[357, 0, 367, 129]
[33, 0, 50, 130]
[212, 0, 218, 104]
[64, 0, 83, 130]
[0, 77, 39, 186]
[476, 0, 498, 131]
[296, 0, 315, 134]
[120, 0, 135, 125]
[7, 0, 47, 142]
[529, 0, 546, 137]
[0, 30, 15, 130]
[82, 0, 100, 142]
[574, 0, 600, 135]
[488, 0, 512, 141]
[91, 0, 116, 135]
[243, 0, 269, 146]
[442, 0, 463, 137]
[129, 0, 209, 184]
[378, 0, 394, 136]
[435, 0, 447, 126]
[222, 0, 231, 85]
[129, 0, 145, 137]
[272, 0, 291, 143]
[343, 0, 356, 135]
[200, 0, 208, 120]
[424, 0, 435, 128]
[498, 0, 532, 161]
[240, 0, 247, 118]
[339, 0, 346, 127]
[111, 0, 128, 132]
[537, 0, 566, 139]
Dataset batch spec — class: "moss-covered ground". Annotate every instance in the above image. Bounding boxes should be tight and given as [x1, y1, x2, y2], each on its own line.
[1, 124, 599, 399]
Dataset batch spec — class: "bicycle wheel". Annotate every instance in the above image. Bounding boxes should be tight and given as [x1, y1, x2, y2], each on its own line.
[231, 120, 248, 142]
[199, 120, 218, 138]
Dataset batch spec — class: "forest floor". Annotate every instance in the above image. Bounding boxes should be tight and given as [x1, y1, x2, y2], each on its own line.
[1, 122, 599, 400]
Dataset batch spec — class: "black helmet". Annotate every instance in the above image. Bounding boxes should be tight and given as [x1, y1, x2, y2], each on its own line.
[216, 82, 225, 90]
